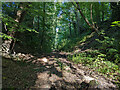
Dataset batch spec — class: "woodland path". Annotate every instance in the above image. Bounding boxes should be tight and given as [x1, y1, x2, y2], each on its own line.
[2, 51, 118, 89]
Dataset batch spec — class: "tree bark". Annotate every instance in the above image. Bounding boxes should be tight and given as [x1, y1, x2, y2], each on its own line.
[9, 3, 28, 53]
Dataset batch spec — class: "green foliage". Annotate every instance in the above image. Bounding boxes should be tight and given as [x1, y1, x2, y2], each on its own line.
[67, 50, 120, 84]
[96, 30, 120, 64]
[70, 53, 94, 65]
[111, 21, 120, 27]
[58, 38, 81, 52]
[2, 2, 56, 53]
[67, 28, 120, 84]
[0, 33, 12, 39]
[58, 30, 92, 52]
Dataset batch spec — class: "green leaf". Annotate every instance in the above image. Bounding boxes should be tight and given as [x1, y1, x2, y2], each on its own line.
[111, 25, 115, 27]
[111, 21, 120, 27]
[6, 23, 8, 25]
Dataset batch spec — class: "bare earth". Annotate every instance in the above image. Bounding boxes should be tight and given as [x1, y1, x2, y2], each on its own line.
[2, 51, 119, 89]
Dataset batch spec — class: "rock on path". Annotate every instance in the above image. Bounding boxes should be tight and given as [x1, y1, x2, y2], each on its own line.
[31, 52, 118, 90]
[3, 51, 118, 89]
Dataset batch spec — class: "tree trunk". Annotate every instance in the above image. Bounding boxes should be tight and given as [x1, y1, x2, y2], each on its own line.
[72, 18, 77, 36]
[69, 12, 72, 37]
[72, 10, 77, 36]
[40, 2, 46, 51]
[9, 3, 24, 53]
[110, 2, 120, 21]
[101, 3, 104, 22]
[72, 2, 98, 33]
[94, 3, 101, 24]
[74, 10, 80, 36]
[9, 3, 28, 54]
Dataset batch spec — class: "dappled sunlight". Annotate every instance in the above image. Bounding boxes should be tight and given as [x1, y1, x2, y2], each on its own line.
[2, 51, 118, 89]
[2, 1, 120, 89]
[40, 57, 48, 63]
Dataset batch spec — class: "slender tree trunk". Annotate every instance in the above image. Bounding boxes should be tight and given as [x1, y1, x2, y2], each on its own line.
[94, 3, 101, 24]
[73, 10, 77, 36]
[72, 18, 77, 36]
[38, 16, 40, 31]
[69, 12, 72, 37]
[102, 11, 104, 22]
[72, 2, 98, 33]
[9, 3, 30, 54]
[9, 3, 24, 53]
[33, 17, 35, 29]
[41, 2, 46, 50]
[110, 2, 120, 21]
[101, 3, 104, 22]
[37, 15, 41, 50]
[76, 11, 81, 36]
[91, 4, 94, 26]
[74, 10, 80, 36]
[69, 21, 72, 37]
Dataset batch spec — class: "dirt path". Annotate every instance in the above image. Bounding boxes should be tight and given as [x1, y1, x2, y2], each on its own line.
[2, 51, 118, 89]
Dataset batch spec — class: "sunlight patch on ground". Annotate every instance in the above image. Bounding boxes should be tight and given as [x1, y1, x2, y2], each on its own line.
[37, 57, 48, 63]
[42, 57, 48, 62]
[83, 76, 94, 83]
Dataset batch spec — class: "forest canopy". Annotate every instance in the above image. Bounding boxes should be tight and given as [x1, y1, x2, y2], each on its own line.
[2, 2, 120, 53]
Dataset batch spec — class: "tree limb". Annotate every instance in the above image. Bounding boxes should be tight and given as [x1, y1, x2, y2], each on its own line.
[73, 2, 99, 33]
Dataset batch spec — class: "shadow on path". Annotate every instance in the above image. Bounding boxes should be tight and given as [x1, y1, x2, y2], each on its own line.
[2, 51, 118, 89]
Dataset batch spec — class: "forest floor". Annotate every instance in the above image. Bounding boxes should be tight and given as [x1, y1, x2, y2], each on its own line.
[2, 51, 119, 89]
